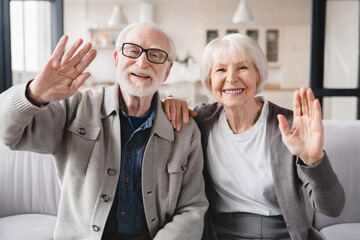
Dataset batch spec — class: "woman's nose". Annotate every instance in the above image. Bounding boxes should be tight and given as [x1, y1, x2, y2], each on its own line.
[226, 70, 239, 83]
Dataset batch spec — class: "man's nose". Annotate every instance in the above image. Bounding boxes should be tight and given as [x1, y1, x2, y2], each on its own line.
[135, 52, 151, 68]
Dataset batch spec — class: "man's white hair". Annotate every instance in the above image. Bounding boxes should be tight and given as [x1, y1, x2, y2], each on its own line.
[115, 22, 176, 61]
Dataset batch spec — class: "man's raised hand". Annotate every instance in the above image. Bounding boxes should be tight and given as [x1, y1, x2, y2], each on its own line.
[27, 35, 97, 105]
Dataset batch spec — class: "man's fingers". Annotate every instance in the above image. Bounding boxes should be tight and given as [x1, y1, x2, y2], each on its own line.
[52, 35, 68, 61]
[75, 49, 97, 74]
[69, 42, 93, 67]
[71, 72, 91, 91]
[61, 38, 83, 66]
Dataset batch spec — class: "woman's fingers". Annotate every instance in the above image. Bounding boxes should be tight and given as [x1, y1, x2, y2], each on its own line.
[300, 87, 309, 117]
[163, 98, 193, 131]
[306, 88, 315, 118]
[170, 101, 178, 129]
[313, 98, 323, 122]
[164, 100, 172, 120]
[175, 101, 183, 131]
[293, 90, 301, 117]
[189, 109, 198, 117]
[277, 114, 290, 139]
[181, 102, 190, 125]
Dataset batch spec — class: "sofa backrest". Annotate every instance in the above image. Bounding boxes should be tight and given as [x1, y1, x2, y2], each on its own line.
[1, 120, 359, 227]
[309, 120, 360, 230]
[0, 142, 61, 218]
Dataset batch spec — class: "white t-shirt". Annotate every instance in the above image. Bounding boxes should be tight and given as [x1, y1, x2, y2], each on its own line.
[206, 99, 282, 216]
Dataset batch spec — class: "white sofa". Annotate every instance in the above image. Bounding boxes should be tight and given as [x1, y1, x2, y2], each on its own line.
[308, 120, 360, 240]
[0, 120, 359, 239]
[0, 143, 60, 240]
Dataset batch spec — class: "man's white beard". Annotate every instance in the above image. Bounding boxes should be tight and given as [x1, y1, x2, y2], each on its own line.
[116, 64, 165, 98]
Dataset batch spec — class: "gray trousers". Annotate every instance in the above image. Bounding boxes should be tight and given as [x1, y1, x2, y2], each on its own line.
[213, 212, 291, 240]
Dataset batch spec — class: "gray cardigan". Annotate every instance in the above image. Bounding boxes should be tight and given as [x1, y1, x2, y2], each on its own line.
[0, 83, 208, 240]
[194, 101, 345, 240]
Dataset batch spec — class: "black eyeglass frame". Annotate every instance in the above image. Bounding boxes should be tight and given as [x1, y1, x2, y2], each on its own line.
[121, 43, 169, 64]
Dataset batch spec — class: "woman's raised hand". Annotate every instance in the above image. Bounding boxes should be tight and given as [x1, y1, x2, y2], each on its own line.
[163, 97, 198, 131]
[27, 35, 97, 105]
[277, 87, 324, 166]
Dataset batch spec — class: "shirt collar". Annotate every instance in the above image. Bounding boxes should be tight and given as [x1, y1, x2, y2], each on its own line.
[101, 83, 174, 142]
[119, 92, 158, 130]
[101, 83, 121, 119]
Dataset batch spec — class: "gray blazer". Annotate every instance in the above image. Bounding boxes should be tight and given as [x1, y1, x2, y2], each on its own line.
[0, 82, 208, 240]
[194, 101, 345, 240]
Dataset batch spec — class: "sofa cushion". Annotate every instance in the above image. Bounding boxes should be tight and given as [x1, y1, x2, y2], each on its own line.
[320, 223, 360, 240]
[0, 214, 56, 239]
[311, 120, 360, 230]
[0, 142, 61, 218]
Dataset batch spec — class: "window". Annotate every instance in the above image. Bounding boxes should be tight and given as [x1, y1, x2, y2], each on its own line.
[206, 30, 218, 44]
[10, 1, 52, 85]
[310, 0, 360, 119]
[246, 30, 258, 42]
[226, 29, 238, 35]
[266, 30, 278, 62]
[0, 0, 63, 92]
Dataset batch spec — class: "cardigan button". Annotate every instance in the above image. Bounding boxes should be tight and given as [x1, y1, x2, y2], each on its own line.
[92, 225, 100, 232]
[100, 194, 109, 202]
[107, 168, 117, 176]
[181, 164, 188, 172]
[78, 128, 86, 135]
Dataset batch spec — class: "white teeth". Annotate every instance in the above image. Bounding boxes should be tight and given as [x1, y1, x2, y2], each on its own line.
[224, 89, 243, 94]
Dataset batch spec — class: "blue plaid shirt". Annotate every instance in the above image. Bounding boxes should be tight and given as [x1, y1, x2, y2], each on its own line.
[103, 94, 157, 239]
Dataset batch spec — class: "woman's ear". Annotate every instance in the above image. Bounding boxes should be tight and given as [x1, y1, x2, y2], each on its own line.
[255, 69, 261, 88]
[208, 74, 213, 90]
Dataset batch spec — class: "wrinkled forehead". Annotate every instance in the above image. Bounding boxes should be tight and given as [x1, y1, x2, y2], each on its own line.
[123, 26, 169, 50]
[210, 40, 253, 66]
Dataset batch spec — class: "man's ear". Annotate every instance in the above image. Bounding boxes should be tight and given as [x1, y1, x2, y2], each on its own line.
[162, 61, 173, 83]
[114, 51, 118, 67]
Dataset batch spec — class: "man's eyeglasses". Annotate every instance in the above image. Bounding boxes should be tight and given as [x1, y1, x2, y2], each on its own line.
[121, 43, 169, 64]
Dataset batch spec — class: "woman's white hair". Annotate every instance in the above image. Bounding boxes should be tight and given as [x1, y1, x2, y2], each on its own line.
[200, 33, 268, 95]
[115, 22, 176, 61]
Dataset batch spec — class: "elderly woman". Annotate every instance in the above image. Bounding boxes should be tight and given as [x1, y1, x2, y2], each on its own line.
[164, 33, 345, 240]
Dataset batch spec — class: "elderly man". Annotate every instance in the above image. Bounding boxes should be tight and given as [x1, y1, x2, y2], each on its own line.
[0, 23, 208, 240]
